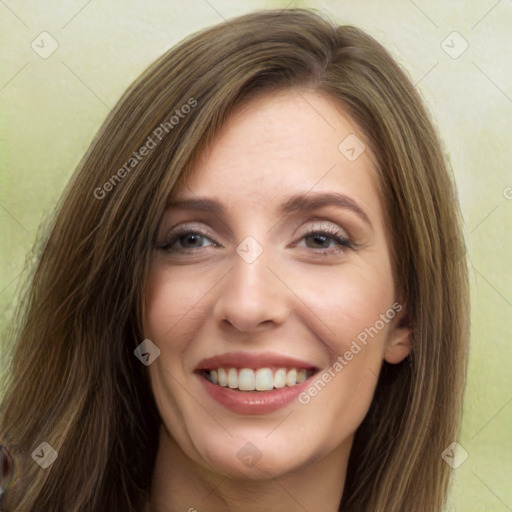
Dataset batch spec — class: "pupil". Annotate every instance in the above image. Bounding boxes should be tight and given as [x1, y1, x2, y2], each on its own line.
[183, 234, 201, 247]
[311, 235, 327, 248]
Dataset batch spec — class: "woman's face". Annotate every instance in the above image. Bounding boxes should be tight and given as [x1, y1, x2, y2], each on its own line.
[144, 90, 411, 479]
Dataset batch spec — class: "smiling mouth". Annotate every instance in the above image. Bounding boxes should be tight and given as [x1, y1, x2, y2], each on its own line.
[200, 367, 317, 392]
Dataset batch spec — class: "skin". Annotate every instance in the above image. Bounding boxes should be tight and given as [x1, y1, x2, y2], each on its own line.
[144, 90, 411, 512]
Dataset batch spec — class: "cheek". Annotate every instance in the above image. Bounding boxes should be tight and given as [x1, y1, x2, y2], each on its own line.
[143, 266, 219, 454]
[298, 354, 380, 455]
[144, 266, 211, 352]
[298, 263, 395, 354]
[292, 263, 395, 426]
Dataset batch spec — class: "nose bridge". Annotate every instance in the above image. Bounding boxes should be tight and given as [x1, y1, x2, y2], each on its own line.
[214, 238, 288, 331]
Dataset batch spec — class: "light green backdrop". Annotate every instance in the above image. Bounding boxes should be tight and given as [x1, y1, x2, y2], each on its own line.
[1, 1, 511, 510]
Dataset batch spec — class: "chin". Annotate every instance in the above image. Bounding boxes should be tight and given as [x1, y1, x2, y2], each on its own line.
[198, 440, 312, 480]
[188, 424, 338, 481]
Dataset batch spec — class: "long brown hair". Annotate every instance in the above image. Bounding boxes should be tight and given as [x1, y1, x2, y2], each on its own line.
[0, 9, 469, 511]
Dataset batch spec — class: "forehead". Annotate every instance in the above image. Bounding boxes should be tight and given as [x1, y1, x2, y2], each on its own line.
[171, 90, 380, 215]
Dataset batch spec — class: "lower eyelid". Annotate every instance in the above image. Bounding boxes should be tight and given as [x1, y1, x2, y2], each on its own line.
[158, 231, 216, 250]
[299, 229, 352, 245]
[159, 228, 353, 253]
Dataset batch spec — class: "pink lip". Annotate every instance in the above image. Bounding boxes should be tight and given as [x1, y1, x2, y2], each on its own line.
[198, 374, 314, 414]
[195, 351, 318, 371]
[195, 351, 319, 415]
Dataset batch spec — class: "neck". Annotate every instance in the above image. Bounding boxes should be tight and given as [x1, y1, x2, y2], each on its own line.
[148, 424, 350, 512]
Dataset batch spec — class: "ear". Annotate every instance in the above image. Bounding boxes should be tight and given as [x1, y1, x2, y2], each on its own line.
[383, 307, 412, 364]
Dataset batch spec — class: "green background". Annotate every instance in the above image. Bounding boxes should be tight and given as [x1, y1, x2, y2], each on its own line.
[1, 1, 511, 510]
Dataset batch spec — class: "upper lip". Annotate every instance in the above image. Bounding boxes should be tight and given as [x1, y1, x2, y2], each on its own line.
[195, 351, 319, 371]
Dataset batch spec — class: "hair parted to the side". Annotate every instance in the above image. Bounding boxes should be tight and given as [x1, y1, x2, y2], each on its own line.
[0, 9, 469, 512]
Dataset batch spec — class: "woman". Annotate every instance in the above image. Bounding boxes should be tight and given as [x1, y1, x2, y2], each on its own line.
[0, 8, 469, 512]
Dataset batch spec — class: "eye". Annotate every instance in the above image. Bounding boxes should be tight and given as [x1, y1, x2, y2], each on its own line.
[157, 227, 219, 253]
[157, 222, 355, 256]
[296, 223, 354, 256]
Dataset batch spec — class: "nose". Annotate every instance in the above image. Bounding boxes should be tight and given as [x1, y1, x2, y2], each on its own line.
[213, 246, 290, 333]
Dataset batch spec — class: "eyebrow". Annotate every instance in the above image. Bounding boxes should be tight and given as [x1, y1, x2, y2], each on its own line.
[167, 191, 372, 227]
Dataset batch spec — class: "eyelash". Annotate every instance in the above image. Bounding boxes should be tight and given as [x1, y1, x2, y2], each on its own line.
[157, 224, 354, 256]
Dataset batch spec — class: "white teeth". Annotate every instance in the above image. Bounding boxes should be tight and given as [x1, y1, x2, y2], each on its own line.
[206, 367, 312, 391]
[227, 368, 238, 389]
[255, 368, 273, 391]
[218, 368, 227, 387]
[238, 368, 255, 391]
[273, 368, 287, 388]
[286, 369, 297, 386]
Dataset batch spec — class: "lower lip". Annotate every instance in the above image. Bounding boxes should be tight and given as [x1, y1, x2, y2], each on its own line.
[198, 373, 313, 415]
